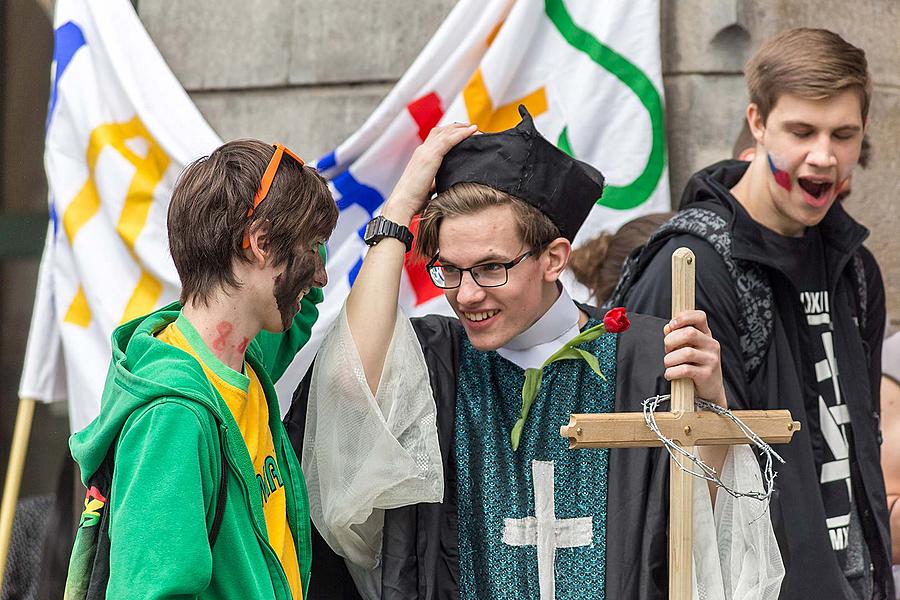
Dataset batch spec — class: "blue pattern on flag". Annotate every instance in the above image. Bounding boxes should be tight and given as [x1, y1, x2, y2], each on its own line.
[49, 197, 59, 239]
[328, 168, 384, 287]
[333, 171, 384, 217]
[317, 151, 337, 172]
[348, 258, 363, 286]
[346, 223, 370, 286]
[47, 21, 86, 129]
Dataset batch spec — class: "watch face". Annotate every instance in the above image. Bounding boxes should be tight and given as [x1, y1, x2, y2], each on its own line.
[364, 216, 410, 250]
[364, 218, 381, 243]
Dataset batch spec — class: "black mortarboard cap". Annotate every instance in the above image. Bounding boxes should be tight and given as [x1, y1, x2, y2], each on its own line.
[435, 105, 605, 241]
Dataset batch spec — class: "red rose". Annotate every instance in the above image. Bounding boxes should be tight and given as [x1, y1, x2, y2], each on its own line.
[603, 307, 630, 333]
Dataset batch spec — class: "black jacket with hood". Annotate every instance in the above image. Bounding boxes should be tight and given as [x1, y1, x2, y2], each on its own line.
[622, 160, 891, 599]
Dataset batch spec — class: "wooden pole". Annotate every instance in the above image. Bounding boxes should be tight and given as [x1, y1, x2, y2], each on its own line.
[0, 397, 36, 588]
[669, 248, 695, 599]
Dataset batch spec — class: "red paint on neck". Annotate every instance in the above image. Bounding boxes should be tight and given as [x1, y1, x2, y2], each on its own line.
[212, 321, 233, 351]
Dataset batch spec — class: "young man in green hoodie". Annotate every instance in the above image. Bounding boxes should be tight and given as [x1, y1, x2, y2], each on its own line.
[67, 139, 338, 599]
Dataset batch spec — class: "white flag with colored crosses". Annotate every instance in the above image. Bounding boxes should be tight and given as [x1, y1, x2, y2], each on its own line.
[19, 0, 221, 432]
[279, 0, 670, 401]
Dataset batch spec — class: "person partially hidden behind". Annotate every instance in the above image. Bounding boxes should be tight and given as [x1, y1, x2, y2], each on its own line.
[567, 212, 673, 306]
[879, 330, 900, 598]
[290, 108, 784, 599]
[67, 139, 337, 598]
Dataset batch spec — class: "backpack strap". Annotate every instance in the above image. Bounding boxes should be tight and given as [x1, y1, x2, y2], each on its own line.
[607, 202, 774, 382]
[208, 426, 228, 548]
[849, 251, 868, 331]
[65, 420, 229, 599]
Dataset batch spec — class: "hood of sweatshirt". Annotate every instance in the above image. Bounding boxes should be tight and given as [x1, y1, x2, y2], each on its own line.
[69, 302, 224, 481]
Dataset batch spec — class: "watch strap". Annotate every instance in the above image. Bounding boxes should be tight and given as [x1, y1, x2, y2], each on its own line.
[365, 216, 414, 252]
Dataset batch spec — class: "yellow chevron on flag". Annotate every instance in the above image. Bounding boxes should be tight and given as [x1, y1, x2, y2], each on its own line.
[63, 177, 101, 245]
[121, 270, 164, 324]
[462, 69, 548, 133]
[111, 117, 170, 255]
[61, 116, 170, 327]
[63, 286, 91, 328]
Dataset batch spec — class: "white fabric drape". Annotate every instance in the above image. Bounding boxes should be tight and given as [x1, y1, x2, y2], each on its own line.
[302, 306, 444, 570]
[693, 447, 785, 599]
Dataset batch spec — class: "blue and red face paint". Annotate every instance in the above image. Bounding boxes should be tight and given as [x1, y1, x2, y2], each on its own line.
[767, 154, 792, 192]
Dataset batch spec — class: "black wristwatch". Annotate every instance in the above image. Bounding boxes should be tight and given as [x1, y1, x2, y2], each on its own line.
[363, 216, 414, 252]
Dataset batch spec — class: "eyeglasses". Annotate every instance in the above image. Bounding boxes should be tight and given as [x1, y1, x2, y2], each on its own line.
[242, 143, 305, 249]
[426, 249, 539, 289]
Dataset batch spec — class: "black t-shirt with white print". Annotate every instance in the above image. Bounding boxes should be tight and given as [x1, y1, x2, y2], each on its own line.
[758, 225, 872, 599]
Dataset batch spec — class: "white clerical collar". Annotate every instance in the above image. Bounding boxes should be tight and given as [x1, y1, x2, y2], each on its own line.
[496, 288, 582, 370]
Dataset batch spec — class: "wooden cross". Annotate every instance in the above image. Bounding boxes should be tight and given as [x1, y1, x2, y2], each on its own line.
[559, 247, 801, 600]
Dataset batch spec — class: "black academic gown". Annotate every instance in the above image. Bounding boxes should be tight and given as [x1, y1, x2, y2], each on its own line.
[285, 310, 672, 600]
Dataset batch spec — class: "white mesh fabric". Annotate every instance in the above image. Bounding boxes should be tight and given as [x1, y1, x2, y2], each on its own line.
[302, 306, 444, 568]
[694, 453, 726, 600]
[715, 445, 785, 598]
[693, 445, 785, 600]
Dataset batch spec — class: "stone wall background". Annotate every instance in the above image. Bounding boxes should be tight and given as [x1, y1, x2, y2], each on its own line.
[140, 0, 900, 328]
[1, 0, 898, 498]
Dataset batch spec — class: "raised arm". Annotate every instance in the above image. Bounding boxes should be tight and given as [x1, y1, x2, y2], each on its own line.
[346, 123, 476, 394]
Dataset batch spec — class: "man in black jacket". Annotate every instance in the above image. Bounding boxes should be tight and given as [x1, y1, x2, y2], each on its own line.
[617, 28, 891, 599]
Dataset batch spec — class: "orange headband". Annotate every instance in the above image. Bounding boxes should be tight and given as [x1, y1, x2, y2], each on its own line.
[243, 143, 305, 249]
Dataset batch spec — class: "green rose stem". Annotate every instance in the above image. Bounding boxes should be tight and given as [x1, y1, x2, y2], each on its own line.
[510, 322, 610, 450]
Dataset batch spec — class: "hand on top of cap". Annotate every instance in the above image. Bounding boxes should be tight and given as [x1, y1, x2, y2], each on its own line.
[382, 123, 478, 225]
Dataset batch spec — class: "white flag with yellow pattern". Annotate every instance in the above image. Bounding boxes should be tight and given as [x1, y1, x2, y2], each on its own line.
[19, 0, 221, 432]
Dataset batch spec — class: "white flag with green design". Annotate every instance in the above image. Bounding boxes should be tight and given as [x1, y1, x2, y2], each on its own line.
[440, 0, 669, 242]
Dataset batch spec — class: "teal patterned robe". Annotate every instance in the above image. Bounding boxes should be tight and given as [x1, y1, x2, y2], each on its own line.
[455, 318, 617, 599]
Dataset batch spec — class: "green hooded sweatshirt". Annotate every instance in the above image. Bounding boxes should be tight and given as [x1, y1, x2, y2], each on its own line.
[69, 287, 323, 599]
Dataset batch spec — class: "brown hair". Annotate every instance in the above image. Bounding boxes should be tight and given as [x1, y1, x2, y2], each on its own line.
[569, 212, 673, 305]
[745, 28, 871, 123]
[167, 139, 338, 306]
[416, 182, 561, 259]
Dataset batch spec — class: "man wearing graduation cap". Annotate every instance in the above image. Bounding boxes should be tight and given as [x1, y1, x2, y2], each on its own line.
[289, 108, 783, 599]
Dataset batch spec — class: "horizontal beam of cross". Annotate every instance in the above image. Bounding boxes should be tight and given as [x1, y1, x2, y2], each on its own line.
[561, 409, 801, 449]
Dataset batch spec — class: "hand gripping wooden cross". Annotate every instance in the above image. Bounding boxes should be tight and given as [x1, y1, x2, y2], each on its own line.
[560, 247, 801, 600]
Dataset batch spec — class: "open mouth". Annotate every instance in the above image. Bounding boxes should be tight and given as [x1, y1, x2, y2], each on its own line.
[797, 177, 834, 206]
[463, 309, 500, 323]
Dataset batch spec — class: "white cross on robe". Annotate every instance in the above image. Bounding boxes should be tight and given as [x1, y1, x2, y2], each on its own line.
[501, 460, 594, 600]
